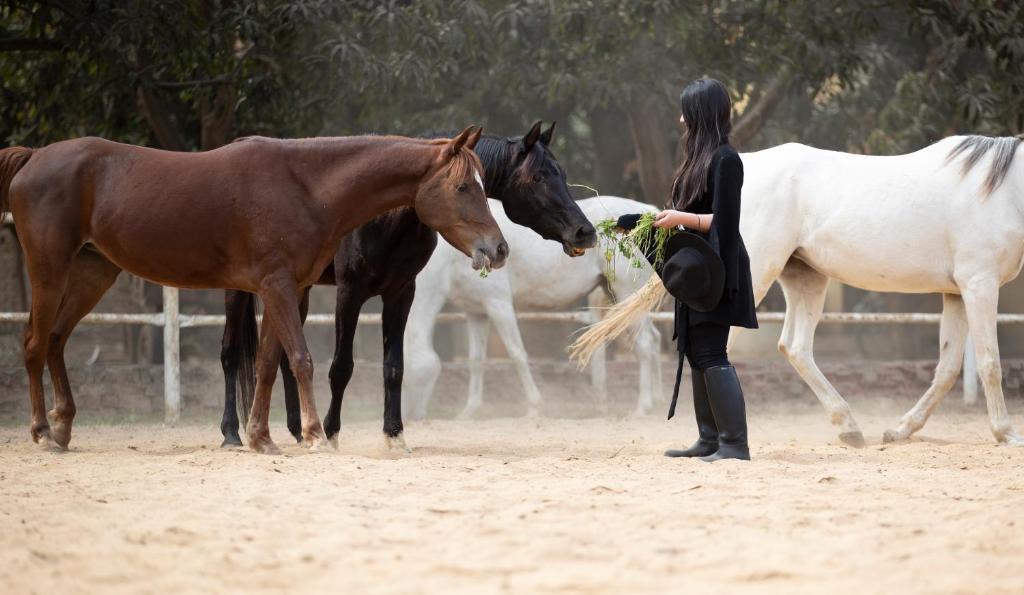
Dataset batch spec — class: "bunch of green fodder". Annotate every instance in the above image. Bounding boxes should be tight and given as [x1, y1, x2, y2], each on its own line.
[595, 212, 676, 282]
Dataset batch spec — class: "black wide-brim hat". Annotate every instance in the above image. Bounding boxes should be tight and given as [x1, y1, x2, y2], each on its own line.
[647, 231, 725, 312]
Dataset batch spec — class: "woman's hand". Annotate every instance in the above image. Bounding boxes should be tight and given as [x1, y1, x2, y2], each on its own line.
[653, 209, 686, 229]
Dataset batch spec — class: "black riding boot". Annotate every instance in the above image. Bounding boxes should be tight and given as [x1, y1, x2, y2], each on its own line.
[664, 367, 719, 458]
[700, 365, 750, 462]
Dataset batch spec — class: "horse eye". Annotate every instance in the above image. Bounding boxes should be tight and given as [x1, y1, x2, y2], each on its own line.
[457, 183, 468, 192]
[532, 175, 542, 184]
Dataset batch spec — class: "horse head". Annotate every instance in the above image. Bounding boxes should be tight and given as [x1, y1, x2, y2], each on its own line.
[483, 121, 597, 257]
[416, 126, 509, 271]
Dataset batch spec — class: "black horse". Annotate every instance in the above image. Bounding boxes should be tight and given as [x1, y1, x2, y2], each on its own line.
[220, 121, 596, 447]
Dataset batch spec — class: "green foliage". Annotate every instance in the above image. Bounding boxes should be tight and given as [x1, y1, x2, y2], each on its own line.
[1, 0, 1020, 185]
[595, 213, 675, 283]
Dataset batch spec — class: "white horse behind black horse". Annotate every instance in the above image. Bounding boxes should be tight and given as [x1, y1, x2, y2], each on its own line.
[403, 196, 662, 419]
[738, 134, 1024, 447]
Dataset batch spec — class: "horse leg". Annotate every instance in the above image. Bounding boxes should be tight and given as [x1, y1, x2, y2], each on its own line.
[586, 289, 609, 413]
[380, 283, 415, 453]
[483, 299, 543, 417]
[456, 313, 490, 419]
[46, 249, 121, 448]
[883, 294, 968, 443]
[220, 289, 256, 448]
[958, 277, 1023, 446]
[246, 319, 283, 454]
[280, 287, 311, 444]
[777, 260, 865, 447]
[22, 261, 75, 449]
[251, 280, 330, 452]
[403, 285, 445, 420]
[629, 317, 661, 417]
[324, 283, 365, 446]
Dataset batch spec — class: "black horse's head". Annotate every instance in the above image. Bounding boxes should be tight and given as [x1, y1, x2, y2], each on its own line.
[475, 122, 596, 256]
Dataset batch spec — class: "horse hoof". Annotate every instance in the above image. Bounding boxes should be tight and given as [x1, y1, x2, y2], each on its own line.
[33, 430, 63, 452]
[628, 406, 649, 419]
[383, 433, 412, 455]
[525, 406, 541, 419]
[305, 434, 336, 453]
[327, 433, 340, 450]
[999, 433, 1024, 447]
[839, 431, 866, 448]
[220, 435, 244, 448]
[881, 429, 905, 444]
[49, 420, 73, 449]
[248, 435, 281, 455]
[456, 407, 478, 421]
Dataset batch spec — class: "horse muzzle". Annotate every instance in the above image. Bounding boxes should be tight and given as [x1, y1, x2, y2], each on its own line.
[562, 223, 597, 257]
[472, 240, 509, 271]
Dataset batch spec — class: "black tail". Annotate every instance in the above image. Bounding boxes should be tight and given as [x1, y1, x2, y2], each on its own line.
[223, 290, 260, 427]
[0, 146, 34, 219]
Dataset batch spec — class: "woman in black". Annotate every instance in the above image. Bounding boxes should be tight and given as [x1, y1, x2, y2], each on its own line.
[620, 78, 758, 461]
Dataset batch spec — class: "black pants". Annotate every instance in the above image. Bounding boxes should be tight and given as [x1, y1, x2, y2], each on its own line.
[667, 321, 733, 419]
[683, 322, 731, 372]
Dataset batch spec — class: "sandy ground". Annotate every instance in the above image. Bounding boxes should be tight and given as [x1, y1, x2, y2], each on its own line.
[1, 404, 1023, 595]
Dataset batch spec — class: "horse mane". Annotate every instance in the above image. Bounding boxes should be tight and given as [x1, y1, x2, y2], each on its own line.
[422, 130, 554, 192]
[441, 144, 484, 187]
[515, 142, 555, 185]
[945, 135, 1023, 196]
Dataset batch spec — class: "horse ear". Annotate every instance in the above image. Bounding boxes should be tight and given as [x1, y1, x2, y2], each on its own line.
[449, 125, 479, 157]
[465, 126, 483, 151]
[523, 120, 542, 151]
[540, 121, 556, 145]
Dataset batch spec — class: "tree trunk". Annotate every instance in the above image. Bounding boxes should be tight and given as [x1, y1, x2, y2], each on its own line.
[625, 94, 676, 207]
[588, 105, 636, 198]
[135, 86, 188, 152]
[199, 84, 236, 150]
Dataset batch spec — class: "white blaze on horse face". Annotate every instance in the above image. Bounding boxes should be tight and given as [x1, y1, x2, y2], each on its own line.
[474, 169, 485, 193]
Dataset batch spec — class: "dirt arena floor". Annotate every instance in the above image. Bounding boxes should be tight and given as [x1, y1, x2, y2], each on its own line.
[1, 402, 1023, 594]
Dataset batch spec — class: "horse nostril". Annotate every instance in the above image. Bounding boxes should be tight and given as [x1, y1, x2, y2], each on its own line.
[496, 241, 509, 260]
[575, 224, 597, 244]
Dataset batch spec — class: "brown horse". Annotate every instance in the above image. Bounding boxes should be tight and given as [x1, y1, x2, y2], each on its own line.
[0, 126, 507, 454]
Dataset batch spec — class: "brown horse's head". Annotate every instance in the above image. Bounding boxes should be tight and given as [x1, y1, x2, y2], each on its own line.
[416, 126, 509, 270]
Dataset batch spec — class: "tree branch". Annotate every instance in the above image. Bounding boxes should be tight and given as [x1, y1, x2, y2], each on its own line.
[732, 74, 794, 148]
[150, 75, 233, 89]
[0, 37, 62, 51]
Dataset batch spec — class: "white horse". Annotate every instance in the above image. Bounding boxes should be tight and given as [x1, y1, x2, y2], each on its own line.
[738, 135, 1024, 446]
[403, 196, 662, 419]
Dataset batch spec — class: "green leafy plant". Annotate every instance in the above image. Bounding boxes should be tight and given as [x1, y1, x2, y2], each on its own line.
[595, 212, 677, 283]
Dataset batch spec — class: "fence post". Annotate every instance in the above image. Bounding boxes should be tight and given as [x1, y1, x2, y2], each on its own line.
[163, 286, 181, 424]
[963, 335, 978, 406]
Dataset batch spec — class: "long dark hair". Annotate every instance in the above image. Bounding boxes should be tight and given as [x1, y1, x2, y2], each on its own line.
[669, 78, 733, 210]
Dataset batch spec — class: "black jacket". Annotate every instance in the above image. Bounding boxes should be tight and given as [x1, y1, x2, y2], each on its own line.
[621, 145, 758, 352]
[674, 145, 758, 349]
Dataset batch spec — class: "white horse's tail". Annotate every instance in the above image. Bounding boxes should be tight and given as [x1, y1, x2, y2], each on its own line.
[569, 275, 667, 368]
[946, 135, 1023, 196]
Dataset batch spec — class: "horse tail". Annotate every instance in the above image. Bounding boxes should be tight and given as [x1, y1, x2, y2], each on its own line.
[946, 135, 1024, 196]
[0, 147, 33, 219]
[223, 289, 260, 427]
